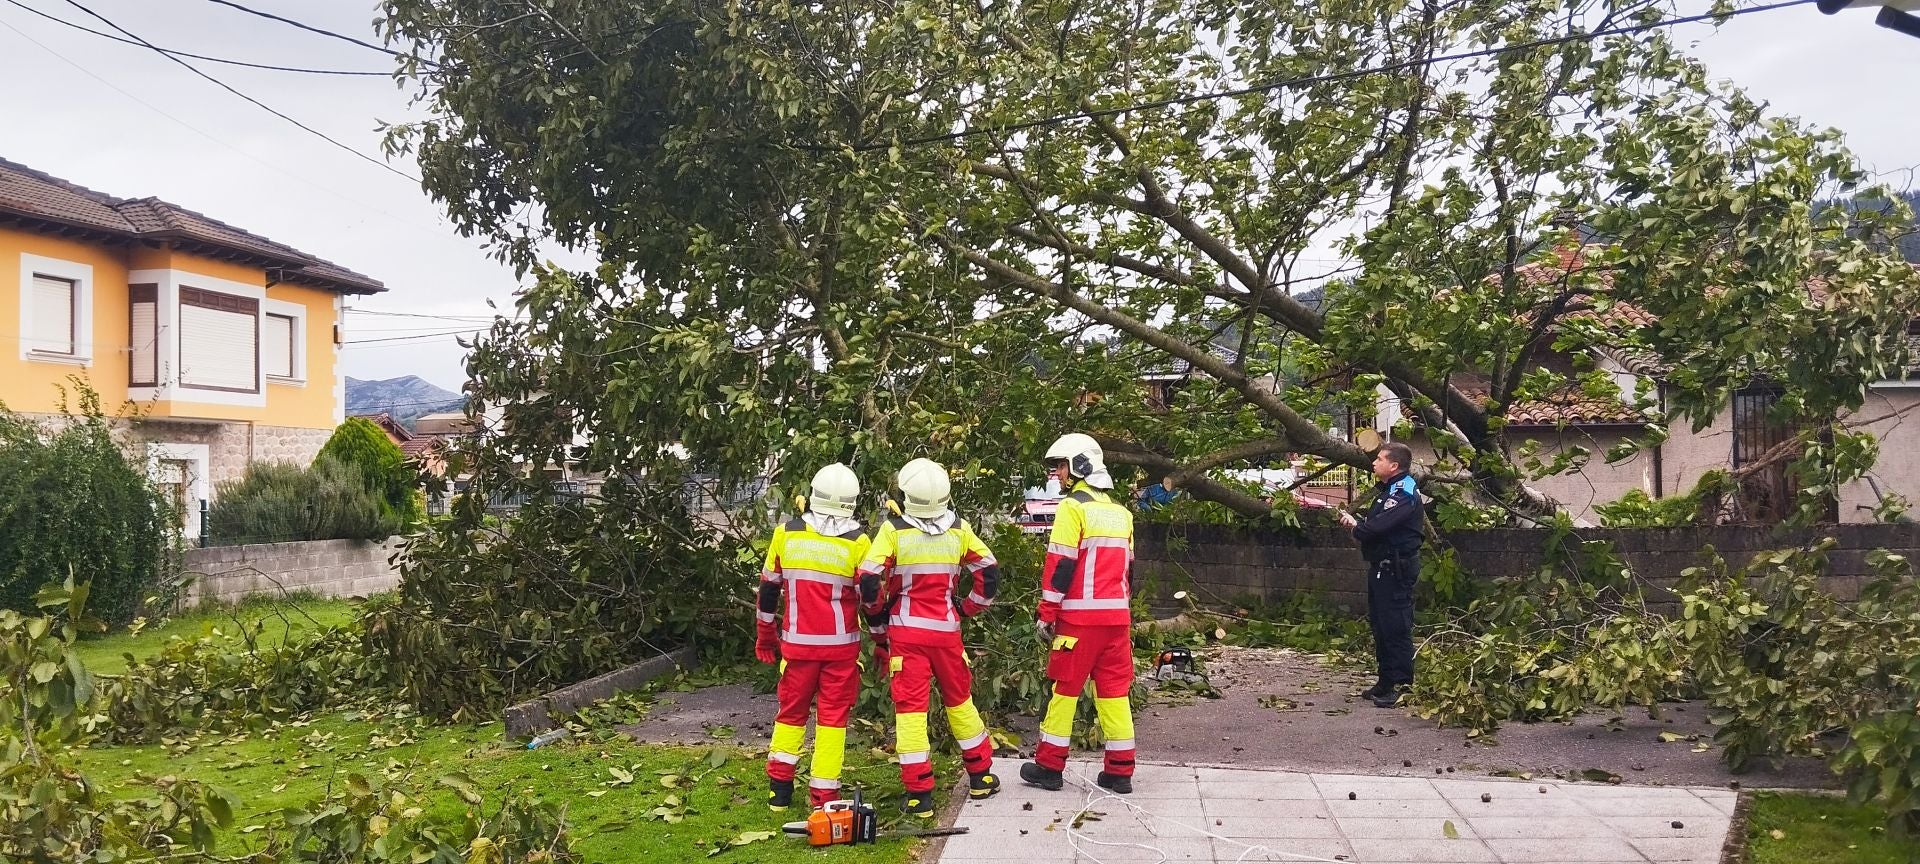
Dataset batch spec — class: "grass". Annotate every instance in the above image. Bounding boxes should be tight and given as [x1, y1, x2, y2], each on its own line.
[1747, 791, 1920, 864]
[71, 712, 922, 863]
[66, 606, 921, 863]
[72, 595, 361, 674]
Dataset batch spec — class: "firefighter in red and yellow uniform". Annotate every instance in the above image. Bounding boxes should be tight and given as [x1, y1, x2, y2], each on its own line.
[859, 458, 1005, 818]
[756, 463, 872, 811]
[1020, 433, 1139, 795]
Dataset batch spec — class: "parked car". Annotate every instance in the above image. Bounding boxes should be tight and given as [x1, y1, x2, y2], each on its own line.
[1015, 479, 1064, 535]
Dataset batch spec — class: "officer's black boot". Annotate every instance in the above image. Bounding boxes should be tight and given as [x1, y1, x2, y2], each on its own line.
[1372, 684, 1409, 709]
[1019, 762, 1064, 791]
[1095, 772, 1133, 795]
[767, 778, 795, 811]
[1360, 679, 1390, 699]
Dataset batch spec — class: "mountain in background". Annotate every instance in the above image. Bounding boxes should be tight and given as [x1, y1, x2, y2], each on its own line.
[346, 376, 465, 430]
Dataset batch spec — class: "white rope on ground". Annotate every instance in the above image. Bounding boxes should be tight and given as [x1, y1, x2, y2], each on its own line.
[1059, 765, 1354, 864]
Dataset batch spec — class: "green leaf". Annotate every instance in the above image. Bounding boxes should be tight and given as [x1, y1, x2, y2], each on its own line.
[1443, 820, 1460, 840]
[437, 772, 483, 805]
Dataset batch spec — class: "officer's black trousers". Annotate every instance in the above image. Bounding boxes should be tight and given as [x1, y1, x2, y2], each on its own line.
[1366, 554, 1418, 687]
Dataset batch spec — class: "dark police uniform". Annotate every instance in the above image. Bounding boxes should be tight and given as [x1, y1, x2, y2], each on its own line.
[1351, 472, 1423, 698]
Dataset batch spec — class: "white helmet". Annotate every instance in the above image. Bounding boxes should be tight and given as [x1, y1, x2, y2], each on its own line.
[896, 458, 952, 519]
[1045, 432, 1113, 490]
[808, 462, 860, 518]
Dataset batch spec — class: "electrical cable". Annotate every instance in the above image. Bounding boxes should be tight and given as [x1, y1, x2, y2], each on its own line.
[840, 0, 1821, 152]
[1, 0, 390, 75]
[60, 0, 420, 183]
[344, 328, 487, 345]
[197, 0, 430, 65]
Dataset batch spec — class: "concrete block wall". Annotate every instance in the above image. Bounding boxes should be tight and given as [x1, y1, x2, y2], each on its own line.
[1134, 522, 1920, 616]
[183, 537, 404, 605]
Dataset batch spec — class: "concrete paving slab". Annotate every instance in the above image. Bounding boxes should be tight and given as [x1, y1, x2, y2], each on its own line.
[937, 760, 1736, 864]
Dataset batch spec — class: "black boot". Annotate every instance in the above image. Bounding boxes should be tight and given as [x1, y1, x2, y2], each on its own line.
[903, 790, 936, 818]
[969, 771, 1002, 800]
[1096, 772, 1133, 795]
[767, 778, 795, 811]
[1360, 679, 1390, 699]
[1019, 762, 1064, 791]
[1372, 683, 1410, 709]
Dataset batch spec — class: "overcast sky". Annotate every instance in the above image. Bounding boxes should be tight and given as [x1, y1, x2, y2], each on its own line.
[1, 1, 1914, 393]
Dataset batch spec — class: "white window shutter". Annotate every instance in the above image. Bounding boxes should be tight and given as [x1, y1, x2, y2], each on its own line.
[179, 293, 258, 391]
[31, 276, 75, 354]
[264, 314, 294, 379]
[131, 300, 157, 384]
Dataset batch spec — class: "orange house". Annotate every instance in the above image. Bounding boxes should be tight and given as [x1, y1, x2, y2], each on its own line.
[0, 158, 385, 537]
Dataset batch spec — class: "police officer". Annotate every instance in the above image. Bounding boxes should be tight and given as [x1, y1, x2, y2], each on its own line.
[1338, 441, 1424, 709]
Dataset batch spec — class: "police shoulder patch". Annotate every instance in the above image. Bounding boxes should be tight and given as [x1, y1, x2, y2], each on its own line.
[1383, 498, 1398, 509]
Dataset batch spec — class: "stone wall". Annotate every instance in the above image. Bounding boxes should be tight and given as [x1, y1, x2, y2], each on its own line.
[182, 538, 403, 606]
[1133, 521, 1920, 615]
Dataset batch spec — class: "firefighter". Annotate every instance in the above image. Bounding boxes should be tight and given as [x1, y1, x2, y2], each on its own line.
[757, 462, 872, 811]
[859, 458, 1004, 818]
[1020, 433, 1138, 795]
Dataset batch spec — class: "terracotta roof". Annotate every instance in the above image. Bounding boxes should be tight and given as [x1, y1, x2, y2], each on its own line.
[0, 157, 385, 295]
[1460, 385, 1649, 428]
[1504, 390, 1648, 427]
[399, 434, 452, 458]
[350, 412, 413, 442]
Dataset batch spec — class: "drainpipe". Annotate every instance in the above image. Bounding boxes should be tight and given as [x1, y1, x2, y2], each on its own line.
[1650, 385, 1666, 498]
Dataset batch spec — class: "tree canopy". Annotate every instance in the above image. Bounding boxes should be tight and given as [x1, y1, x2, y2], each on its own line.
[378, 0, 1919, 521]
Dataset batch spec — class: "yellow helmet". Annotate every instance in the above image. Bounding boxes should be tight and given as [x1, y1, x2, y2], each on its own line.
[896, 458, 952, 519]
[807, 462, 860, 518]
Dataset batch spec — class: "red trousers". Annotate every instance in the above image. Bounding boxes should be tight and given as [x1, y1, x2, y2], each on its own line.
[1035, 623, 1136, 777]
[767, 658, 859, 806]
[889, 640, 994, 792]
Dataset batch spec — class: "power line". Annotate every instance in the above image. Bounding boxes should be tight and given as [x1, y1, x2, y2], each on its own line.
[848, 0, 1820, 152]
[344, 328, 487, 345]
[60, 0, 420, 183]
[346, 307, 510, 322]
[1, 0, 390, 75]
[198, 0, 429, 66]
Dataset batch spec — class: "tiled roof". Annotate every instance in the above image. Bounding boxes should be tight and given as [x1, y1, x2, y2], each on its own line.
[0, 157, 384, 294]
[1503, 389, 1649, 427]
[399, 434, 452, 458]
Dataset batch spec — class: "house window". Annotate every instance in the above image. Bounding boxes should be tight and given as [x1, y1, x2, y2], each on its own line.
[178, 287, 259, 393]
[1731, 385, 1834, 523]
[19, 254, 93, 364]
[264, 313, 296, 380]
[30, 275, 76, 355]
[129, 284, 158, 387]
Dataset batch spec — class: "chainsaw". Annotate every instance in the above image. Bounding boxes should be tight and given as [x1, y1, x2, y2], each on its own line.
[780, 789, 970, 846]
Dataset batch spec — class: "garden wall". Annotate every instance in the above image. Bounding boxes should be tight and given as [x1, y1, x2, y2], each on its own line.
[1133, 522, 1920, 614]
[182, 538, 404, 605]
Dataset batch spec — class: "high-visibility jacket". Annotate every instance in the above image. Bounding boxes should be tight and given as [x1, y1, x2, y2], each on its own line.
[858, 516, 999, 647]
[759, 518, 871, 661]
[1039, 483, 1134, 626]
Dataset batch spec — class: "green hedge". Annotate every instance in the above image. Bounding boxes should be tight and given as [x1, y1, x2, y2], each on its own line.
[204, 458, 396, 546]
[0, 402, 170, 625]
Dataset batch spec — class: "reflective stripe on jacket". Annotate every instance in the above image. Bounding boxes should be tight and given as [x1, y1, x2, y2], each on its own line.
[858, 516, 998, 646]
[762, 518, 870, 660]
[1039, 483, 1134, 626]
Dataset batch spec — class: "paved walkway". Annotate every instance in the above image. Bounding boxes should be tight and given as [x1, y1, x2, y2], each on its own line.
[937, 760, 1736, 864]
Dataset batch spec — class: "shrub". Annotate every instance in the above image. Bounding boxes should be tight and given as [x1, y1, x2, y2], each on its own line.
[0, 390, 171, 625]
[316, 417, 425, 532]
[205, 458, 394, 545]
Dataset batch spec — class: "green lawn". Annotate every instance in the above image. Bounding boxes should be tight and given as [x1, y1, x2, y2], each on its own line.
[72, 595, 361, 674]
[1747, 791, 1920, 864]
[67, 601, 920, 863]
[71, 709, 923, 863]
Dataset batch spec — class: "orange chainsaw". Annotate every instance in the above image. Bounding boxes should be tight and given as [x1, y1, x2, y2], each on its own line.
[779, 789, 969, 846]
